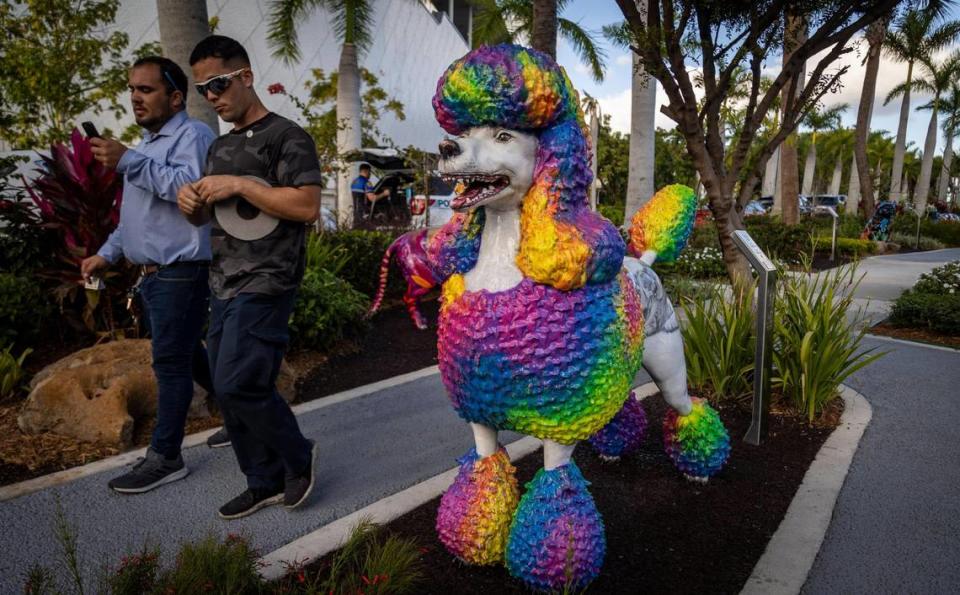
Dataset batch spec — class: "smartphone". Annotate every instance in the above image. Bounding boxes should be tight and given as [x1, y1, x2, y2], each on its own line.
[81, 121, 101, 139]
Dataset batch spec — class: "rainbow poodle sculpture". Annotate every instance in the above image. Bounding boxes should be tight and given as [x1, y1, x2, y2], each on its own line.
[370, 45, 729, 591]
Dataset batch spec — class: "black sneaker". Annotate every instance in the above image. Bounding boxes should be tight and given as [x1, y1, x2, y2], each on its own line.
[284, 441, 318, 509]
[108, 448, 189, 494]
[206, 427, 231, 448]
[218, 488, 283, 520]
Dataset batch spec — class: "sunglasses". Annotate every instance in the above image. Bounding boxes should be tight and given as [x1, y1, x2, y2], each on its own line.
[195, 68, 247, 98]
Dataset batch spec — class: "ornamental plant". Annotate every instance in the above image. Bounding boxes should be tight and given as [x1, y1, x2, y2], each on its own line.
[13, 130, 137, 335]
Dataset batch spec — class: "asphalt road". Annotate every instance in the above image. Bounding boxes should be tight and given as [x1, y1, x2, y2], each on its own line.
[803, 337, 960, 594]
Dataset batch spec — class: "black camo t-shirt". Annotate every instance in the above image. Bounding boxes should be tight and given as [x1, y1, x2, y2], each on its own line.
[204, 113, 323, 299]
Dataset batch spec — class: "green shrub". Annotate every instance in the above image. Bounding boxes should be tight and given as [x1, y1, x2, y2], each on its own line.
[745, 217, 812, 263]
[0, 343, 31, 401]
[889, 216, 960, 247]
[161, 534, 261, 595]
[106, 546, 161, 595]
[889, 291, 960, 335]
[599, 203, 624, 227]
[290, 268, 370, 351]
[911, 260, 960, 295]
[887, 232, 945, 251]
[313, 229, 406, 299]
[0, 273, 50, 348]
[680, 284, 755, 400]
[305, 231, 349, 274]
[667, 246, 727, 279]
[812, 236, 878, 258]
[278, 518, 425, 595]
[773, 265, 886, 421]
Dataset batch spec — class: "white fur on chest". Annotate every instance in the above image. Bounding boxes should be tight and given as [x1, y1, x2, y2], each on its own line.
[463, 206, 523, 292]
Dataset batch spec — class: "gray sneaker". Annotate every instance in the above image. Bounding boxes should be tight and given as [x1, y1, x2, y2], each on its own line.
[108, 448, 189, 494]
[206, 427, 231, 448]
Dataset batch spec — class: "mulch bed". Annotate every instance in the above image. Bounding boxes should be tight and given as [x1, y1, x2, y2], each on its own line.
[305, 397, 838, 594]
[869, 322, 960, 349]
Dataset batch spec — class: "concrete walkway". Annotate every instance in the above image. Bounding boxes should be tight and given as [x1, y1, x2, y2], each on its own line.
[1, 248, 957, 593]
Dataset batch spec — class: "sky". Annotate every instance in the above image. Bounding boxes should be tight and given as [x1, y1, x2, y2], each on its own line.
[555, 1, 960, 156]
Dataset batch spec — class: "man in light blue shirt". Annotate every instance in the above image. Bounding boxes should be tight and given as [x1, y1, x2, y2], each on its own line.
[80, 56, 217, 494]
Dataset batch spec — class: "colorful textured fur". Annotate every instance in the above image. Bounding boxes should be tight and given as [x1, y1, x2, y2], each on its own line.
[372, 44, 729, 591]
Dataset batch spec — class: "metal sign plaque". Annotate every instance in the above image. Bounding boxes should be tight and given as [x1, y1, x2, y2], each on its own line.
[733, 230, 776, 272]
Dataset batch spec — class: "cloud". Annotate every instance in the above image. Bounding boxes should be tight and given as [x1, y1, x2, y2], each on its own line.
[596, 80, 677, 134]
[615, 53, 633, 66]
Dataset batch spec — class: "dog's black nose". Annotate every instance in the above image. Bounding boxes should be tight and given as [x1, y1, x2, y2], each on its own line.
[439, 139, 461, 159]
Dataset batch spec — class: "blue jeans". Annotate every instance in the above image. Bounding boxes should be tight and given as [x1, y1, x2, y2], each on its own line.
[138, 262, 211, 459]
[207, 290, 312, 491]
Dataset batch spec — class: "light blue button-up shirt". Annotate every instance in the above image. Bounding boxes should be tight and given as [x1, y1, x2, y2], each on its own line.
[98, 110, 216, 265]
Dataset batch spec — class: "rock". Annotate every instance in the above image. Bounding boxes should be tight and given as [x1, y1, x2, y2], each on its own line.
[18, 339, 298, 447]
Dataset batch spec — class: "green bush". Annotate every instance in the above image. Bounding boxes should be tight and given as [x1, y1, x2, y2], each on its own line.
[0, 343, 31, 401]
[812, 236, 878, 258]
[745, 217, 812, 263]
[773, 265, 885, 421]
[680, 284, 755, 400]
[887, 232, 945, 251]
[290, 268, 370, 351]
[0, 273, 50, 348]
[889, 291, 960, 335]
[312, 229, 406, 299]
[599, 203, 625, 227]
[889, 216, 960, 247]
[106, 546, 161, 595]
[305, 231, 349, 274]
[672, 245, 727, 278]
[161, 534, 262, 595]
[911, 260, 960, 295]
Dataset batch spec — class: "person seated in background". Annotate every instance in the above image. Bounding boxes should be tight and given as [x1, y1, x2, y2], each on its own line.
[351, 163, 390, 216]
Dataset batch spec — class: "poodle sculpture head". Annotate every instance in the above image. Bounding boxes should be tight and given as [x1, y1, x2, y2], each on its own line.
[430, 44, 625, 290]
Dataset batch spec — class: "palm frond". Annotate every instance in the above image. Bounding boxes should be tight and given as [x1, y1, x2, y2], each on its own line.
[267, 0, 323, 64]
[884, 80, 913, 105]
[467, 0, 513, 47]
[558, 17, 607, 82]
[330, 0, 376, 54]
[922, 20, 960, 53]
[602, 21, 632, 49]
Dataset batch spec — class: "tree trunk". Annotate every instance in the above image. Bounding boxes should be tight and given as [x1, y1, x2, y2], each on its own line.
[336, 42, 362, 227]
[889, 61, 914, 202]
[855, 17, 887, 218]
[847, 156, 860, 215]
[937, 134, 953, 201]
[762, 145, 780, 197]
[779, 11, 805, 225]
[624, 49, 656, 227]
[531, 0, 558, 58]
[915, 108, 939, 211]
[801, 135, 817, 196]
[156, 0, 219, 133]
[588, 101, 599, 210]
[829, 156, 842, 196]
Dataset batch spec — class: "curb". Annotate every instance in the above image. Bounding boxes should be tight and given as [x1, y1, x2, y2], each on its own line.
[740, 384, 872, 595]
[257, 381, 662, 580]
[0, 366, 440, 503]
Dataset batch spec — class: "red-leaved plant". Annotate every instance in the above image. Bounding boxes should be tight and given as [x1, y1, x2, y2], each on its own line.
[18, 130, 136, 335]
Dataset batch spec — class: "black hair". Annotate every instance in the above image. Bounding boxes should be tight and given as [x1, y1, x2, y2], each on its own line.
[189, 35, 251, 67]
[133, 56, 188, 106]
[359, 163, 372, 172]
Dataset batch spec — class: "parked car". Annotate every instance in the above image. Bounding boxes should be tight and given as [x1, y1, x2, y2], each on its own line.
[799, 195, 813, 215]
[743, 200, 769, 216]
[813, 194, 846, 208]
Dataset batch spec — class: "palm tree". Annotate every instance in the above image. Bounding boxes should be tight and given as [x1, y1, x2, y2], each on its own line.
[268, 0, 378, 226]
[800, 103, 847, 196]
[156, 0, 219, 132]
[893, 52, 960, 210]
[853, 16, 891, 216]
[882, 7, 960, 202]
[820, 127, 854, 196]
[935, 84, 960, 200]
[778, 10, 806, 224]
[471, 0, 607, 82]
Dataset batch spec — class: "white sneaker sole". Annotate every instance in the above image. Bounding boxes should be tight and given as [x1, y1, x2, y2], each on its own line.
[218, 493, 283, 520]
[110, 466, 190, 494]
[207, 440, 232, 449]
[285, 441, 318, 509]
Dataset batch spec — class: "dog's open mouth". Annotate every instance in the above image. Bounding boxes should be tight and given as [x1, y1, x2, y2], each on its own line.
[442, 173, 510, 210]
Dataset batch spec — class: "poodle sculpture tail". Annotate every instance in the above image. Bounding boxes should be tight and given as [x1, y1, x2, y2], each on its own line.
[627, 183, 698, 266]
[366, 229, 440, 330]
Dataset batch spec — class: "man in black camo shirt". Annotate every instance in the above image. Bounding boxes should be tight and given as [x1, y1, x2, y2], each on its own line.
[177, 36, 319, 520]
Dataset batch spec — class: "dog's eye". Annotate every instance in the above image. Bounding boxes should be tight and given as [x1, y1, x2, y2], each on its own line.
[495, 131, 513, 142]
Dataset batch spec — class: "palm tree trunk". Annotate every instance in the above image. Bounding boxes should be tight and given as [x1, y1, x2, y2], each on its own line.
[829, 156, 843, 196]
[624, 50, 656, 227]
[156, 0, 219, 133]
[846, 156, 860, 215]
[855, 17, 887, 217]
[915, 107, 939, 211]
[779, 11, 805, 225]
[889, 61, 914, 202]
[801, 136, 817, 196]
[937, 134, 953, 201]
[588, 100, 600, 210]
[762, 146, 780, 197]
[531, 0, 558, 58]
[336, 42, 362, 226]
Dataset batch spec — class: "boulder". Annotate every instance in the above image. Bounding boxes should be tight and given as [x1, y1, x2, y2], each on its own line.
[18, 339, 298, 447]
